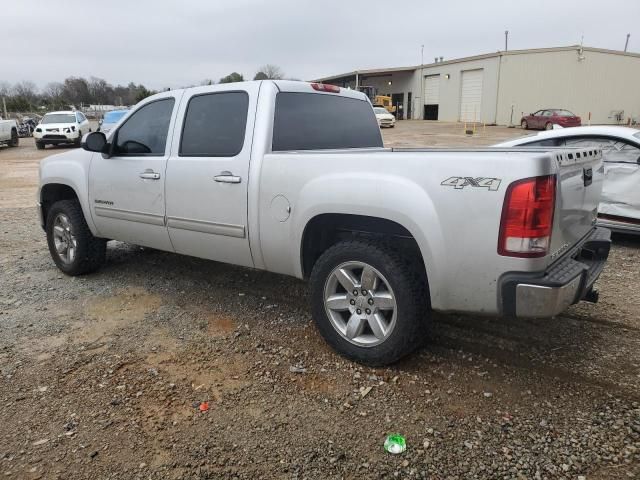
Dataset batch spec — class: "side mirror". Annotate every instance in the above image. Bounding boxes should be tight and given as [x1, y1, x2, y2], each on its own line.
[82, 131, 108, 153]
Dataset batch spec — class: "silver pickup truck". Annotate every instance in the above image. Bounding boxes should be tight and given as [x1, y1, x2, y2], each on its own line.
[38, 80, 611, 365]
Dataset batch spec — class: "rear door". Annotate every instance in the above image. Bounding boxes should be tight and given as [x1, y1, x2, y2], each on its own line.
[89, 93, 180, 251]
[164, 84, 257, 268]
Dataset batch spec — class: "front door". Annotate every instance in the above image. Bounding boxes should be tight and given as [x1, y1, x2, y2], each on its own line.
[88, 94, 180, 251]
[164, 84, 257, 268]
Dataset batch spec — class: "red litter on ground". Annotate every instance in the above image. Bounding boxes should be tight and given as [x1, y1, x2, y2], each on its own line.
[199, 402, 209, 412]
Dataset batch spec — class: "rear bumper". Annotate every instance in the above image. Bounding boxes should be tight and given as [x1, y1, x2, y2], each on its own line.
[499, 227, 611, 318]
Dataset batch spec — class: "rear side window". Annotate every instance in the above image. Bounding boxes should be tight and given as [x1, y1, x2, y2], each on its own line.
[180, 92, 249, 157]
[272, 93, 382, 151]
[114, 98, 175, 156]
[522, 139, 560, 147]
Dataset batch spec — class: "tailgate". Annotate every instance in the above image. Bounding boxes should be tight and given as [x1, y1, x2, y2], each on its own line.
[551, 148, 604, 257]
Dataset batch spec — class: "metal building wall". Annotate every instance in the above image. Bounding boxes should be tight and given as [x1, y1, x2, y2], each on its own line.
[415, 57, 500, 123]
[495, 49, 640, 125]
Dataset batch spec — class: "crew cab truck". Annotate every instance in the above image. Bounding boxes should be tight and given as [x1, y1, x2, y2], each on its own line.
[38, 81, 611, 365]
[0, 117, 19, 147]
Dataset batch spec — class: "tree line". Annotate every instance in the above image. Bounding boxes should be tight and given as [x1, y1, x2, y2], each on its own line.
[0, 77, 155, 113]
[1, 64, 289, 113]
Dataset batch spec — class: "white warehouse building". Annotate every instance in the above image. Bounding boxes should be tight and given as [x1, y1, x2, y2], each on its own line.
[314, 46, 640, 126]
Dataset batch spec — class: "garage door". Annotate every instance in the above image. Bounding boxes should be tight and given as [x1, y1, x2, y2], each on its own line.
[424, 75, 440, 104]
[460, 69, 483, 122]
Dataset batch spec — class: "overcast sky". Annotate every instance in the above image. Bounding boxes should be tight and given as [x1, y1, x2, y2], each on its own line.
[3, 0, 638, 90]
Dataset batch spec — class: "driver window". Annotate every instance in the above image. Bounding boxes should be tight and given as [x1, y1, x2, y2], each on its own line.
[114, 98, 175, 156]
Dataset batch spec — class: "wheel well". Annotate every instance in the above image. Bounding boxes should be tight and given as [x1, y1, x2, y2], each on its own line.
[40, 184, 79, 222]
[301, 213, 426, 280]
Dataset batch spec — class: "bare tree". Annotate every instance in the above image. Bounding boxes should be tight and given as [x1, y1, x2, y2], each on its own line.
[88, 77, 114, 105]
[12, 81, 39, 103]
[62, 77, 91, 106]
[0, 81, 10, 97]
[43, 82, 67, 109]
[255, 64, 284, 80]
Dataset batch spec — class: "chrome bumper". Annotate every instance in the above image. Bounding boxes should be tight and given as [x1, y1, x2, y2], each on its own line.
[500, 227, 611, 318]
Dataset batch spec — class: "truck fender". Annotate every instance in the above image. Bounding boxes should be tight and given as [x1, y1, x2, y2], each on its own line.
[293, 173, 447, 310]
[38, 151, 97, 235]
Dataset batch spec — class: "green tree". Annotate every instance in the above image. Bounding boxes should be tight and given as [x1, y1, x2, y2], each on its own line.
[253, 71, 268, 80]
[219, 72, 244, 84]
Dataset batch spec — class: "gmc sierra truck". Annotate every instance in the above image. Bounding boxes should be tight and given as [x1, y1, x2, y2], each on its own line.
[37, 81, 611, 365]
[0, 117, 19, 147]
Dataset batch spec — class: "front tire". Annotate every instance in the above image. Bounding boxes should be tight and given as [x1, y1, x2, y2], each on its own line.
[74, 132, 82, 147]
[46, 199, 106, 275]
[36, 141, 45, 150]
[310, 240, 428, 366]
[521, 120, 528, 130]
[545, 122, 553, 130]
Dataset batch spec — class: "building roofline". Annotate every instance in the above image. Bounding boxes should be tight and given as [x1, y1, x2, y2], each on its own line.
[313, 45, 640, 82]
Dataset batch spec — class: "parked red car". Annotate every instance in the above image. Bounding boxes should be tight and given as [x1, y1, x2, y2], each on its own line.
[521, 109, 581, 130]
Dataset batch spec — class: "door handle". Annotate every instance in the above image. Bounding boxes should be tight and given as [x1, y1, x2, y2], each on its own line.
[139, 171, 161, 180]
[214, 171, 241, 184]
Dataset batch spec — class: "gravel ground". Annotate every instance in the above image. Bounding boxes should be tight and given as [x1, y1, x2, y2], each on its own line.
[0, 124, 639, 479]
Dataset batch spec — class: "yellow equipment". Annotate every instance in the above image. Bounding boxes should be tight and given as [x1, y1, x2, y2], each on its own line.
[358, 86, 397, 114]
[373, 96, 396, 114]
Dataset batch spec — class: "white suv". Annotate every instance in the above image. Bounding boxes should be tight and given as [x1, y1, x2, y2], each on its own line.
[34, 111, 91, 149]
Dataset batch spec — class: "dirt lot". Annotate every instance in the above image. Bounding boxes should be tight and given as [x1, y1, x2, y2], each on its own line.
[1, 122, 638, 480]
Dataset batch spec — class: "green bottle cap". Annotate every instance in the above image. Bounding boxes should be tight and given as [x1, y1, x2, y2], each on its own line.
[384, 434, 406, 454]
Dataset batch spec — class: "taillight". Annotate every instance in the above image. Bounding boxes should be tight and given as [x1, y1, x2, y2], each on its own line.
[310, 83, 340, 93]
[498, 175, 556, 258]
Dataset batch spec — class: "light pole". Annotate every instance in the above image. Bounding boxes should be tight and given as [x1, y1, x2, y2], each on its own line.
[505, 30, 509, 51]
[420, 44, 424, 120]
[625, 33, 631, 52]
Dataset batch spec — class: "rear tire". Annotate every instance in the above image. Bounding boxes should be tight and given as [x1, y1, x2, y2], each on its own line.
[521, 120, 528, 130]
[9, 129, 18, 147]
[310, 240, 429, 366]
[46, 199, 106, 275]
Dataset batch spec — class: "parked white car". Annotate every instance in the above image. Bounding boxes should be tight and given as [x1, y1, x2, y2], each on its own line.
[34, 111, 91, 149]
[0, 117, 19, 147]
[373, 107, 395, 128]
[495, 126, 640, 234]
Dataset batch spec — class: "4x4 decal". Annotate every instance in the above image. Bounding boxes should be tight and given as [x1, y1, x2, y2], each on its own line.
[441, 177, 502, 191]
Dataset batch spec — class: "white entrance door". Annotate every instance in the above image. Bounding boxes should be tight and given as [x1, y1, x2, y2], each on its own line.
[460, 69, 484, 122]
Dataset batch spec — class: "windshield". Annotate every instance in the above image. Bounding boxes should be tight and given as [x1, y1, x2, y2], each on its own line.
[103, 110, 128, 123]
[41, 114, 76, 124]
[373, 108, 388, 114]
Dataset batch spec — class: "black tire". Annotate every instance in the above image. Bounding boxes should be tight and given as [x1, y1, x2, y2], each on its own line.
[36, 141, 45, 150]
[46, 199, 106, 275]
[9, 129, 18, 147]
[521, 120, 528, 130]
[310, 240, 429, 366]
[74, 132, 82, 147]
[545, 122, 553, 130]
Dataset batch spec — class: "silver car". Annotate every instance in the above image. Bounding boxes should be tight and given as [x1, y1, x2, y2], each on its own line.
[98, 109, 129, 135]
